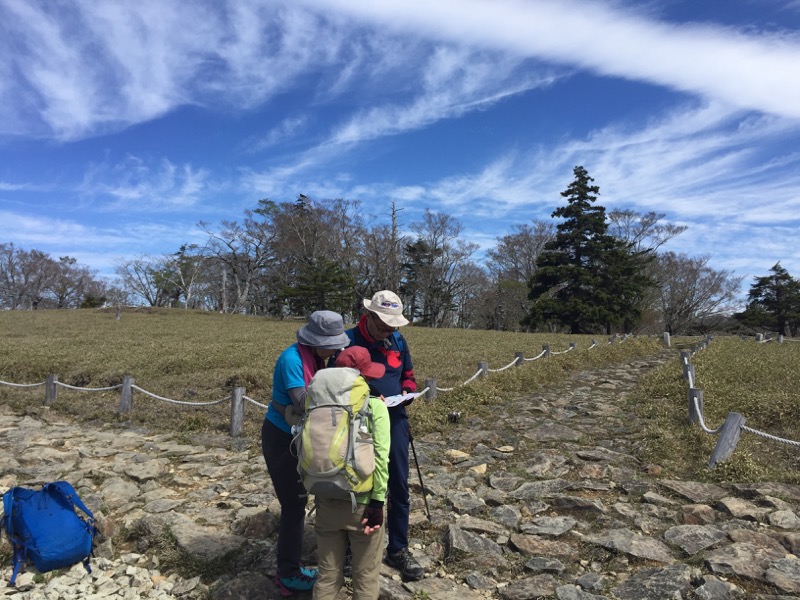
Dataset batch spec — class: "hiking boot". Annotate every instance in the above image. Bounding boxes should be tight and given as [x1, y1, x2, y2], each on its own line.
[384, 547, 424, 581]
[274, 567, 317, 596]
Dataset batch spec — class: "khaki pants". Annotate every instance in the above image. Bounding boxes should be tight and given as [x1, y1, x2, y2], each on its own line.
[313, 499, 384, 600]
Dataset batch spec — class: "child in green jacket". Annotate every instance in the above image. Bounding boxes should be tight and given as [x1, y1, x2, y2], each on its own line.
[312, 346, 390, 600]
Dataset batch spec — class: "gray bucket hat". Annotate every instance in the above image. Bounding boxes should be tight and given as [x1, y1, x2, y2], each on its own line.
[296, 310, 350, 350]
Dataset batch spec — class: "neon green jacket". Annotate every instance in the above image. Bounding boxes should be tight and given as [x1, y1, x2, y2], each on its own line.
[360, 394, 390, 504]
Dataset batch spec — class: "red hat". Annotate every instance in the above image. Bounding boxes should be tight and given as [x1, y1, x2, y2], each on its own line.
[335, 346, 386, 379]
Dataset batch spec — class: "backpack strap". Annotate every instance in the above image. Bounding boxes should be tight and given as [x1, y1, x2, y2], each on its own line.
[2, 488, 15, 538]
[9, 545, 25, 586]
[47, 482, 95, 522]
[3, 488, 25, 586]
[391, 330, 405, 353]
[46, 482, 96, 576]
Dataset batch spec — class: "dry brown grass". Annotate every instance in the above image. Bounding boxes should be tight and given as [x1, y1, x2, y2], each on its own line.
[0, 308, 665, 446]
[635, 336, 800, 484]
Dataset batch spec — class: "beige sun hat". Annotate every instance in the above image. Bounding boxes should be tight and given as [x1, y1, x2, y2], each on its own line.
[363, 290, 409, 327]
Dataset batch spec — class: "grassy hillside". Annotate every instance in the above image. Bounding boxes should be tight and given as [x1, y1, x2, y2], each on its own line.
[3, 309, 797, 482]
[0, 307, 664, 442]
[636, 336, 800, 484]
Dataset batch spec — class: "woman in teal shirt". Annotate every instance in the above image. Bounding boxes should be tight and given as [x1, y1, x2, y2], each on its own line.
[262, 311, 350, 594]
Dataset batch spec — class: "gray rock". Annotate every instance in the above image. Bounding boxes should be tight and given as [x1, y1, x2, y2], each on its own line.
[705, 542, 785, 580]
[660, 480, 728, 503]
[3, 348, 799, 599]
[765, 558, 800, 594]
[499, 574, 558, 599]
[585, 528, 675, 563]
[524, 556, 566, 574]
[521, 515, 577, 536]
[611, 564, 692, 599]
[663, 524, 728, 555]
[445, 525, 505, 568]
[768, 510, 800, 530]
[692, 574, 743, 599]
[555, 584, 609, 599]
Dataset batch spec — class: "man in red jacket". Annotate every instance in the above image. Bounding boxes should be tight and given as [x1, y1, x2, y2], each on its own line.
[344, 290, 424, 582]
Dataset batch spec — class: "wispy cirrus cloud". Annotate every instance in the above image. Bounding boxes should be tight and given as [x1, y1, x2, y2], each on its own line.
[302, 0, 800, 119]
[78, 156, 212, 211]
[329, 48, 561, 145]
[3, 0, 800, 145]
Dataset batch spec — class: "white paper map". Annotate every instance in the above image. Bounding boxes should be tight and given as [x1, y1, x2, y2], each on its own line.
[383, 392, 424, 407]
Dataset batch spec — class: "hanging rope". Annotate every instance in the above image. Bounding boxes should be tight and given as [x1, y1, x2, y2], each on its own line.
[130, 384, 227, 406]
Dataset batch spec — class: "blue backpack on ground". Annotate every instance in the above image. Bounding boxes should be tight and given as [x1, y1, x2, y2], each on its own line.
[2, 481, 97, 586]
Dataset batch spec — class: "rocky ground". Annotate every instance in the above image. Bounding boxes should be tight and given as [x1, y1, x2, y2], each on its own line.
[2, 347, 800, 599]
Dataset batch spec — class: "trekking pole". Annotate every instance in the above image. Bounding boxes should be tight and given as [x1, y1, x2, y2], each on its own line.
[409, 434, 432, 522]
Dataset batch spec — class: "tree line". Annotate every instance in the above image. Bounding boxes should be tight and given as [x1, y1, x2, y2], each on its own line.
[0, 245, 112, 310]
[3, 166, 797, 336]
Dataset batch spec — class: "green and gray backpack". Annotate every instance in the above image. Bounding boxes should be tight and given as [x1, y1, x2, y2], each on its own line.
[293, 367, 376, 510]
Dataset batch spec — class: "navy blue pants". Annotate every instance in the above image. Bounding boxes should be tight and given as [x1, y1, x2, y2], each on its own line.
[386, 408, 411, 554]
[262, 419, 308, 578]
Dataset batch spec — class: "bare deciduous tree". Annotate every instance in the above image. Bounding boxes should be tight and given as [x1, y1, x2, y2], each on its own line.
[486, 220, 554, 284]
[199, 200, 278, 314]
[607, 209, 688, 253]
[406, 210, 479, 327]
[657, 252, 743, 334]
[114, 255, 171, 307]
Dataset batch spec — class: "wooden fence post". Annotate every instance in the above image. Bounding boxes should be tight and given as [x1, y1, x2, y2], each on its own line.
[119, 376, 134, 414]
[569, 342, 576, 350]
[663, 332, 671, 347]
[230, 387, 244, 437]
[424, 378, 437, 400]
[478, 362, 488, 378]
[514, 352, 524, 366]
[542, 344, 551, 358]
[44, 374, 58, 406]
[709, 412, 746, 468]
[688, 388, 703, 425]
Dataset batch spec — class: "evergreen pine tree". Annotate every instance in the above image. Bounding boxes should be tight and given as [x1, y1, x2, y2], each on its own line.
[526, 166, 652, 333]
[737, 262, 800, 336]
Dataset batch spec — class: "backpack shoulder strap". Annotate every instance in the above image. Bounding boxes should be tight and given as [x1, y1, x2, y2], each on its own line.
[2, 488, 16, 536]
[47, 482, 95, 522]
[391, 331, 407, 354]
[46, 482, 96, 576]
[3, 488, 24, 586]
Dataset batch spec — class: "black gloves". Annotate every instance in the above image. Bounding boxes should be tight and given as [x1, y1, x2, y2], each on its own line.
[362, 499, 384, 529]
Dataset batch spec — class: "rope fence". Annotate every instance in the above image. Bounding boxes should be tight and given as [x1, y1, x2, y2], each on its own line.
[681, 334, 800, 467]
[0, 333, 642, 437]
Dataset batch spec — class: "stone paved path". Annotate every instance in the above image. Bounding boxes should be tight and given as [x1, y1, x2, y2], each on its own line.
[3, 348, 800, 599]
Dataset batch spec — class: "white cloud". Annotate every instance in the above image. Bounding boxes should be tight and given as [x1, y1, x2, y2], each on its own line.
[0, 210, 121, 248]
[243, 116, 310, 153]
[302, 0, 800, 120]
[0, 209, 208, 277]
[78, 156, 211, 211]
[261, 99, 800, 279]
[3, 0, 800, 144]
[329, 51, 559, 145]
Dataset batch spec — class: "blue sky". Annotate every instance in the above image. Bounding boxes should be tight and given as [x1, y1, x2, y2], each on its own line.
[2, 0, 800, 291]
